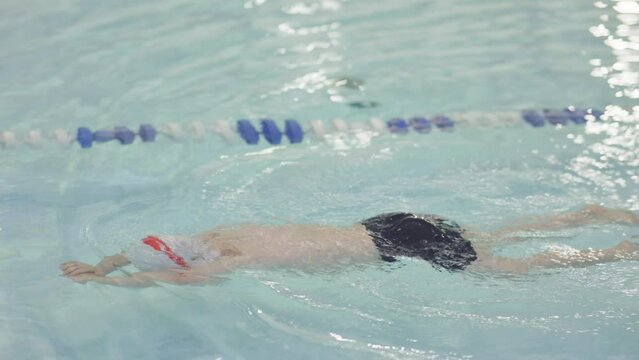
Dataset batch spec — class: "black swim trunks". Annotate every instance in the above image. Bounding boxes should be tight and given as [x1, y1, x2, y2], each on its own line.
[361, 212, 477, 271]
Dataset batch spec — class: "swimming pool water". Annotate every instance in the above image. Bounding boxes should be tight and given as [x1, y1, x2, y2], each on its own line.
[1, 0, 638, 359]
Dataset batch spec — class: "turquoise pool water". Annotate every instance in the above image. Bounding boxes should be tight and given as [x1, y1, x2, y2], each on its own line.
[1, 0, 638, 359]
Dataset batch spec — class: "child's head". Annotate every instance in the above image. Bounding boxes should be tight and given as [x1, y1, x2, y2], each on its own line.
[124, 235, 200, 271]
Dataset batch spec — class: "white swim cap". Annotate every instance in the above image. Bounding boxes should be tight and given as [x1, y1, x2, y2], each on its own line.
[124, 235, 200, 272]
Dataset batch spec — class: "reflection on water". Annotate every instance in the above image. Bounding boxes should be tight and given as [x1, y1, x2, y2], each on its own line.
[590, 0, 639, 98]
[581, 0, 639, 209]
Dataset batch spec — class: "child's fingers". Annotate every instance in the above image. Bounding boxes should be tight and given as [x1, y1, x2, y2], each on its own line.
[67, 268, 91, 276]
[66, 268, 92, 276]
[60, 261, 84, 270]
[61, 264, 76, 274]
[61, 263, 78, 272]
[62, 264, 93, 276]
[60, 261, 90, 267]
[63, 266, 79, 276]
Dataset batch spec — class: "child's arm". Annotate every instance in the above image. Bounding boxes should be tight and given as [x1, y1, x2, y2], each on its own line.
[473, 240, 639, 273]
[67, 270, 218, 287]
[66, 256, 238, 287]
[60, 253, 130, 276]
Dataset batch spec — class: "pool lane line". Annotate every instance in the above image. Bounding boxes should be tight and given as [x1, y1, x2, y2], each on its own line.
[0, 107, 603, 149]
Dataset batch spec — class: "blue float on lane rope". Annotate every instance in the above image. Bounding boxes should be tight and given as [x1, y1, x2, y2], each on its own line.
[237, 120, 260, 144]
[432, 116, 454, 130]
[93, 130, 115, 143]
[139, 124, 157, 142]
[522, 110, 545, 127]
[590, 109, 603, 119]
[564, 108, 587, 124]
[261, 119, 282, 145]
[387, 118, 409, 133]
[543, 109, 568, 125]
[76, 127, 93, 148]
[115, 126, 135, 145]
[285, 119, 303, 143]
[409, 117, 432, 133]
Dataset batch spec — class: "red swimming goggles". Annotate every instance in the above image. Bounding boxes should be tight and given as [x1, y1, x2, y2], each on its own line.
[142, 235, 191, 270]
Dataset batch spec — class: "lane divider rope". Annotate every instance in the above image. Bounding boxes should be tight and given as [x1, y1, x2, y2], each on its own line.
[0, 107, 603, 149]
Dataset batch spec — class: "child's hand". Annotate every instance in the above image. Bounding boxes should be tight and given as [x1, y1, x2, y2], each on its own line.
[59, 261, 100, 277]
[67, 273, 101, 284]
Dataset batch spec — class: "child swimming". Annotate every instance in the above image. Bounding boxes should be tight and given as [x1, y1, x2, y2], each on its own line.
[60, 205, 639, 287]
